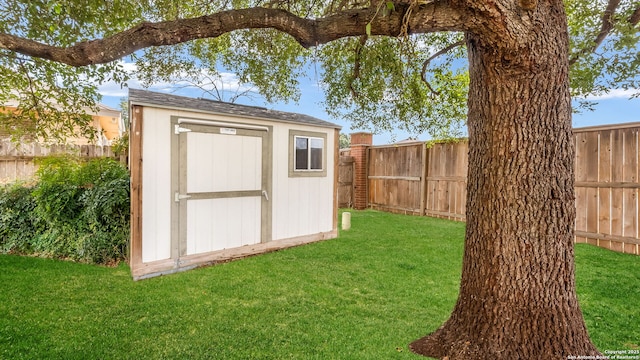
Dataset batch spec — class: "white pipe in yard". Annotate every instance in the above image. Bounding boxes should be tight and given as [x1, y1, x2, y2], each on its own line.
[342, 212, 351, 230]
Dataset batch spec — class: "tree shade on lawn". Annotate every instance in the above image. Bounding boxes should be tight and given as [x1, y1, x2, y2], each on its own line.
[0, 211, 638, 359]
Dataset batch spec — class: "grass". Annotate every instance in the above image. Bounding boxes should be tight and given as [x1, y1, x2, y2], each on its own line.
[0, 210, 638, 359]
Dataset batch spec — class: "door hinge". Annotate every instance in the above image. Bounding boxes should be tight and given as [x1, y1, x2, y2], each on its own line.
[174, 192, 192, 202]
[174, 125, 192, 134]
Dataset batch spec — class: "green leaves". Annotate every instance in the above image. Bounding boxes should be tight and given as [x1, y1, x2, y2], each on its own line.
[0, 54, 119, 143]
[366, 1, 395, 37]
[0, 0, 637, 143]
[0, 0, 138, 142]
[386, 2, 396, 12]
[320, 33, 467, 139]
[567, 0, 640, 102]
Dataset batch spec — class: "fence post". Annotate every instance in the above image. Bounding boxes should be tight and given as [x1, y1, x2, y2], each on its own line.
[421, 142, 429, 216]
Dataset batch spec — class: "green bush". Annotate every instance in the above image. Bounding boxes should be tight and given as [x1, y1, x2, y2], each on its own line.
[112, 132, 129, 157]
[79, 176, 130, 264]
[32, 225, 78, 259]
[1, 155, 130, 265]
[32, 155, 89, 226]
[0, 183, 43, 253]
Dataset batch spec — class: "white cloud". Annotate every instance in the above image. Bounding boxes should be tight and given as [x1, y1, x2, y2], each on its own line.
[97, 61, 252, 99]
[98, 82, 131, 97]
[583, 88, 639, 100]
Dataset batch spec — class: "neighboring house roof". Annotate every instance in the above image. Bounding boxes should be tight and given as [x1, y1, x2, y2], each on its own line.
[128, 88, 341, 130]
[394, 138, 423, 145]
[97, 103, 121, 116]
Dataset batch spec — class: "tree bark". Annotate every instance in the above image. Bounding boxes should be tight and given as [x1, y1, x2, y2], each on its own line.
[410, 1, 601, 359]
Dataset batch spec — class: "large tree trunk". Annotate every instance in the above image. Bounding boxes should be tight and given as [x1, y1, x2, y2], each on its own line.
[410, 1, 601, 359]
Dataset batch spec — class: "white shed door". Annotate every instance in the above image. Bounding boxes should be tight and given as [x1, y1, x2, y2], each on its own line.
[173, 120, 271, 256]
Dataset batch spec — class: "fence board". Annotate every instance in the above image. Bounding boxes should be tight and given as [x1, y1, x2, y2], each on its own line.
[611, 188, 624, 236]
[423, 141, 467, 221]
[599, 187, 611, 234]
[623, 130, 638, 238]
[338, 156, 354, 208]
[586, 188, 598, 234]
[623, 189, 636, 237]
[0, 140, 117, 184]
[575, 187, 587, 233]
[611, 130, 624, 181]
[575, 132, 588, 182]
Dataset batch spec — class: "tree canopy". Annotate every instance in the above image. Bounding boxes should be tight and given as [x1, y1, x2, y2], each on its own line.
[0, 0, 637, 142]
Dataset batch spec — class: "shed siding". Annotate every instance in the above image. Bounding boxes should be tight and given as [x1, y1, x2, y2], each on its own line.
[139, 106, 336, 267]
[184, 130, 263, 254]
[185, 132, 262, 193]
[271, 125, 335, 241]
[186, 197, 261, 254]
[141, 107, 172, 263]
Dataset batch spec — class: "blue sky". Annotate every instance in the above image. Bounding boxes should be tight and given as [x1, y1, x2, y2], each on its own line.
[98, 61, 640, 146]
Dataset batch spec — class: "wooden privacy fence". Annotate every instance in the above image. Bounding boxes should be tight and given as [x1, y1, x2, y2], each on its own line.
[574, 125, 640, 254]
[367, 141, 467, 221]
[368, 142, 425, 215]
[349, 123, 640, 255]
[0, 140, 116, 184]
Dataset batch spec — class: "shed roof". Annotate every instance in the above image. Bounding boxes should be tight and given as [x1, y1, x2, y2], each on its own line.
[129, 89, 340, 129]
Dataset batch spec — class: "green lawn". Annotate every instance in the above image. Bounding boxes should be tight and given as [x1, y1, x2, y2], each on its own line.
[0, 210, 638, 359]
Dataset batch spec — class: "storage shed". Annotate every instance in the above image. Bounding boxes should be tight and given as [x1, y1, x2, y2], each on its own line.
[128, 89, 340, 280]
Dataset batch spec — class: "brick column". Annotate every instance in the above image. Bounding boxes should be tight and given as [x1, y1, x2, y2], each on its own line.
[350, 132, 372, 210]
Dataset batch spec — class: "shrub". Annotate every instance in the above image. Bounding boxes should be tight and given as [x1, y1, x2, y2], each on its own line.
[112, 132, 129, 157]
[0, 183, 42, 253]
[76, 155, 129, 186]
[76, 157, 130, 263]
[32, 155, 84, 226]
[79, 176, 130, 264]
[2, 155, 130, 265]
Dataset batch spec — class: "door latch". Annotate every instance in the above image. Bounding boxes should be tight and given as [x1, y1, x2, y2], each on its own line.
[174, 192, 192, 202]
[262, 190, 269, 201]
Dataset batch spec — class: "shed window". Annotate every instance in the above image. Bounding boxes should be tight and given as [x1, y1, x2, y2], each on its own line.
[295, 136, 324, 171]
[289, 130, 328, 178]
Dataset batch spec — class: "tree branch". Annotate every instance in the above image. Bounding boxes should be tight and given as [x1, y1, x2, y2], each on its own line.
[569, 0, 621, 65]
[348, 35, 368, 98]
[420, 40, 465, 95]
[0, 5, 465, 67]
[630, 6, 640, 26]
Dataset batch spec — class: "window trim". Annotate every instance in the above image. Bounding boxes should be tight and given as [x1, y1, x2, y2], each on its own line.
[289, 130, 327, 178]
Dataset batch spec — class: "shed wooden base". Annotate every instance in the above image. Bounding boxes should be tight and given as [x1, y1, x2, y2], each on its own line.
[131, 230, 338, 280]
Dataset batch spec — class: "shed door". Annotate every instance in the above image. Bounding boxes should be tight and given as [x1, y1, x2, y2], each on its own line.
[172, 119, 271, 257]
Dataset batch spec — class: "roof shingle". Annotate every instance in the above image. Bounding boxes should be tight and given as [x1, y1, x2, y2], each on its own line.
[129, 88, 340, 129]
